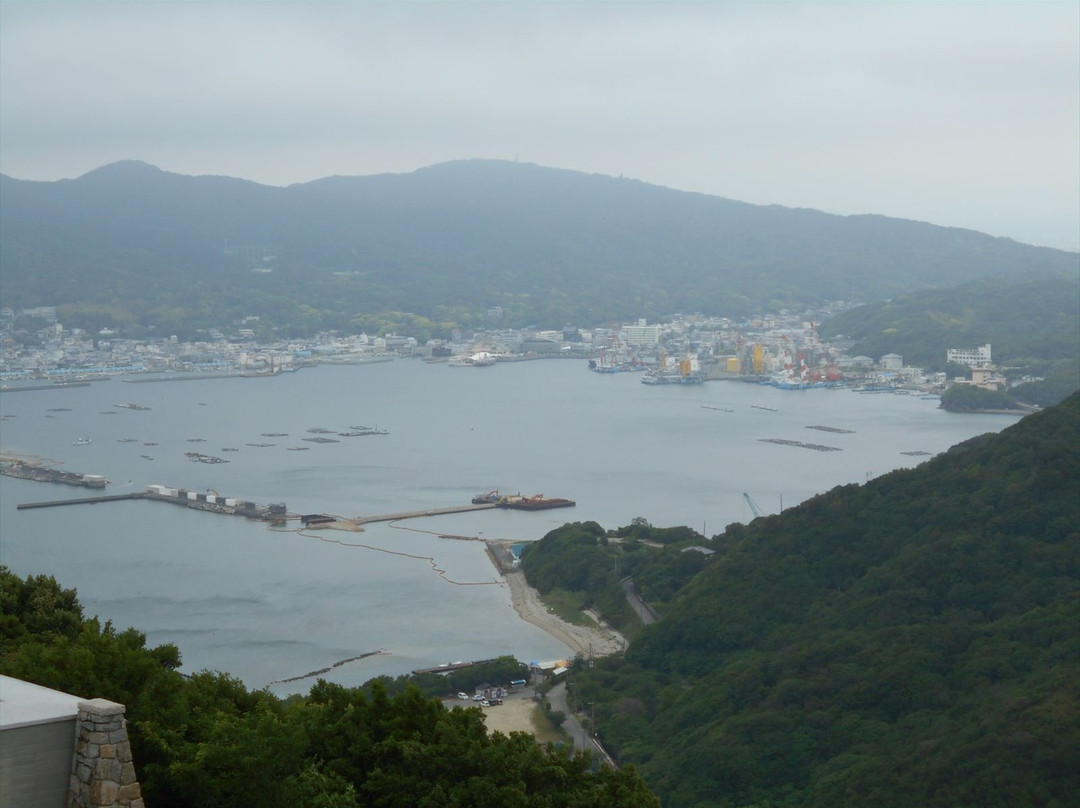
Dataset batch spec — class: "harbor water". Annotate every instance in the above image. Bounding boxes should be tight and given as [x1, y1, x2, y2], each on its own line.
[0, 360, 1021, 694]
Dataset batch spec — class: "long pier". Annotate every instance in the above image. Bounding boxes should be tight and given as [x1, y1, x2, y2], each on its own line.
[15, 495, 543, 528]
[412, 657, 498, 676]
[14, 496, 501, 521]
[354, 502, 497, 524]
[17, 493, 146, 510]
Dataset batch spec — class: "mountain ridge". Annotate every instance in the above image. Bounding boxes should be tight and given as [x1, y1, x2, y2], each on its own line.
[2, 159, 1076, 334]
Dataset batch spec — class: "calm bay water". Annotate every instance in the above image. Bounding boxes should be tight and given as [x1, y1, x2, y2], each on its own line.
[0, 360, 1020, 694]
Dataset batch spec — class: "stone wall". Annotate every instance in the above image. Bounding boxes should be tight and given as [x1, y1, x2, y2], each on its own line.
[68, 699, 143, 808]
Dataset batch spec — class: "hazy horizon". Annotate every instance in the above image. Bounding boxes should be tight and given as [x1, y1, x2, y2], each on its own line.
[1, 3, 1077, 251]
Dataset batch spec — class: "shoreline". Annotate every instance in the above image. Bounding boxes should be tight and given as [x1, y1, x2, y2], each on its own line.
[486, 540, 628, 659]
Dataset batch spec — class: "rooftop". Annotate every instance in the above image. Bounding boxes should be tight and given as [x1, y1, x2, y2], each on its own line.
[0, 676, 83, 730]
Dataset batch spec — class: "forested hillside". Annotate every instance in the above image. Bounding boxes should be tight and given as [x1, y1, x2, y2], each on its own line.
[2, 160, 1076, 336]
[0, 569, 659, 807]
[521, 520, 713, 638]
[567, 394, 1079, 807]
[819, 276, 1080, 371]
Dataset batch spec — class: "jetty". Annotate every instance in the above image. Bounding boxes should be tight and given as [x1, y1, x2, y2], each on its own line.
[412, 658, 498, 676]
[0, 382, 92, 392]
[355, 503, 498, 524]
[17, 493, 146, 510]
[15, 488, 573, 531]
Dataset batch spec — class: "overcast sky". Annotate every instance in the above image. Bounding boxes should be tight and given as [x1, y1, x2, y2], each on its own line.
[1, 2, 1077, 250]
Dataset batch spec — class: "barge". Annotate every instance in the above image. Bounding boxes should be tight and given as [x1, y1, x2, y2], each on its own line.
[472, 490, 576, 510]
[497, 494, 576, 511]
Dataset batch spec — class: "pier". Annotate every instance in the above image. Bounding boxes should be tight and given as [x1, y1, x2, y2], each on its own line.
[15, 491, 566, 528]
[412, 658, 498, 676]
[17, 493, 146, 510]
[355, 502, 498, 524]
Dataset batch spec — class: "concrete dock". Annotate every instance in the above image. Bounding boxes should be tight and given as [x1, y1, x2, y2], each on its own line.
[412, 658, 498, 676]
[16, 493, 146, 510]
[354, 502, 497, 524]
[16, 494, 507, 526]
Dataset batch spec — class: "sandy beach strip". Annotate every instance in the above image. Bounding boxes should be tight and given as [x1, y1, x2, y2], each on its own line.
[500, 567, 628, 659]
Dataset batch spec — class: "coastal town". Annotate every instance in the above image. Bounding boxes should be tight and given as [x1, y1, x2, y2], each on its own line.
[0, 304, 1007, 395]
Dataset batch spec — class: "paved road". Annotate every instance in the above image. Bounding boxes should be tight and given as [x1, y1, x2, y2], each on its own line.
[621, 576, 660, 625]
[547, 681, 618, 767]
[547, 681, 589, 754]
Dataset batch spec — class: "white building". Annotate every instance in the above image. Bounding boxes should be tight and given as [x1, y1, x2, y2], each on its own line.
[880, 353, 903, 370]
[622, 319, 661, 347]
[947, 344, 992, 368]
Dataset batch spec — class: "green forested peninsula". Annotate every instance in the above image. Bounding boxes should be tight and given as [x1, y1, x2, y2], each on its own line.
[818, 276, 1080, 374]
[0, 569, 658, 807]
[521, 520, 713, 637]
[545, 395, 1079, 807]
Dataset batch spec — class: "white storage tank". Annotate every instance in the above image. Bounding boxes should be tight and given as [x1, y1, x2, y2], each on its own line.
[187, 492, 198, 501]
[224, 498, 238, 507]
[206, 495, 217, 504]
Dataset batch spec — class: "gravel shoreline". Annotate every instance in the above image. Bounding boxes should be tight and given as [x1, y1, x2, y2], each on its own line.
[487, 541, 628, 659]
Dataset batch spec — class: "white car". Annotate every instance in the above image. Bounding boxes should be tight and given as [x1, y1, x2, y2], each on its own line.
[457, 692, 470, 700]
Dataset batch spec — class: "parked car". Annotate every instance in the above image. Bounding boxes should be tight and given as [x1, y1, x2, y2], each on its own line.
[457, 692, 470, 700]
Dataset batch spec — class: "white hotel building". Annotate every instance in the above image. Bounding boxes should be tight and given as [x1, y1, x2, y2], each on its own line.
[947, 344, 992, 368]
[622, 320, 662, 347]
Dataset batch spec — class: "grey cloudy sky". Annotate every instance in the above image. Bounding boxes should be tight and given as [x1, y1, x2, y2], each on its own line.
[1, 1, 1077, 250]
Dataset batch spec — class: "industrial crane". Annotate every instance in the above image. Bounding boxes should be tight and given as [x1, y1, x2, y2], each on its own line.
[742, 492, 763, 519]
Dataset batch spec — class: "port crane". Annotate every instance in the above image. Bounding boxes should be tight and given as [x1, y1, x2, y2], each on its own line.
[742, 492, 763, 519]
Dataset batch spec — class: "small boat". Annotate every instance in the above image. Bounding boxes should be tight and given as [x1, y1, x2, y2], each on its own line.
[72, 436, 91, 446]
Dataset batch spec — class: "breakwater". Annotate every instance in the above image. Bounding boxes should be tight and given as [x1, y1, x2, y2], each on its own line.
[354, 502, 497, 524]
[0, 381, 93, 392]
[412, 658, 498, 676]
[16, 484, 290, 522]
[270, 650, 388, 685]
[17, 493, 145, 509]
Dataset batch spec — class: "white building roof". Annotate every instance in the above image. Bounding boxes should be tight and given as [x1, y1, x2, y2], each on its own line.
[0, 676, 83, 730]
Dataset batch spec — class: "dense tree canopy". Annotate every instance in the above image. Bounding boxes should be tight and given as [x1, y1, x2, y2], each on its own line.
[569, 394, 1080, 807]
[0, 567, 658, 807]
[940, 384, 1020, 412]
[521, 521, 713, 637]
